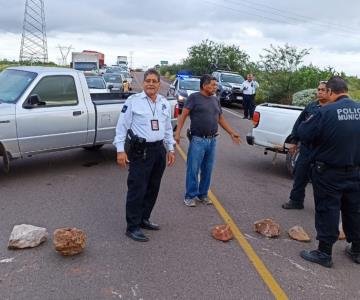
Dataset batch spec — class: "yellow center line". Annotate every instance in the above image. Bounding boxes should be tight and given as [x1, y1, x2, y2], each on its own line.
[176, 144, 288, 300]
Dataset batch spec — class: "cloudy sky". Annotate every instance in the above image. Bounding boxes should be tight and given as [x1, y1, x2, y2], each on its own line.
[1, 0, 360, 75]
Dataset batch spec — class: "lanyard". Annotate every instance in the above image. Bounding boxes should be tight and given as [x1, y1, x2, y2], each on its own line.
[146, 97, 157, 118]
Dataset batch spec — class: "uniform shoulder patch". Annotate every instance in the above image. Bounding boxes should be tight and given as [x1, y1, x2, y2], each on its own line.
[121, 105, 128, 113]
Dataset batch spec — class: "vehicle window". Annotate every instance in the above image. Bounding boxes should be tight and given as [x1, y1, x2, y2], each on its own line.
[103, 74, 121, 83]
[86, 77, 106, 89]
[179, 80, 200, 91]
[220, 74, 244, 84]
[0, 69, 37, 103]
[30, 75, 78, 106]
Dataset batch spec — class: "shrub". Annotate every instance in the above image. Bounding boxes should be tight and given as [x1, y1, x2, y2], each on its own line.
[292, 89, 316, 107]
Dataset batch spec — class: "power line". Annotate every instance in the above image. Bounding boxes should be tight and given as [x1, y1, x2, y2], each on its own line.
[226, 0, 359, 35]
[204, 0, 360, 40]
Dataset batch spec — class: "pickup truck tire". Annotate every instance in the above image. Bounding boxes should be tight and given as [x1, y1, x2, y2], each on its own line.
[285, 149, 299, 177]
[83, 144, 104, 151]
[0, 143, 10, 173]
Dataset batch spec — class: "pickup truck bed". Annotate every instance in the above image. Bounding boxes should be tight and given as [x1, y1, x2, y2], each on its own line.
[246, 103, 304, 175]
[247, 103, 303, 152]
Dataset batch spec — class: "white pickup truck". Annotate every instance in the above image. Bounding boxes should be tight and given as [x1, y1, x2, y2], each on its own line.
[0, 67, 178, 173]
[246, 103, 304, 173]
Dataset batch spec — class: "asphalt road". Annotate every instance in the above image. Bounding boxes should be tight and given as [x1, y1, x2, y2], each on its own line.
[0, 72, 359, 300]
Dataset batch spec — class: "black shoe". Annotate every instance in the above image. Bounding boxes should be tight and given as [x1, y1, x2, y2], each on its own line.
[242, 116, 248, 119]
[140, 219, 160, 231]
[126, 228, 149, 242]
[345, 245, 360, 264]
[282, 201, 304, 210]
[300, 249, 333, 268]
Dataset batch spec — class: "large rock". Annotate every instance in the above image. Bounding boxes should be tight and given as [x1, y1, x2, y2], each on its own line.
[8, 224, 48, 249]
[53, 228, 86, 256]
[288, 225, 311, 242]
[339, 223, 346, 240]
[212, 224, 233, 242]
[254, 218, 280, 238]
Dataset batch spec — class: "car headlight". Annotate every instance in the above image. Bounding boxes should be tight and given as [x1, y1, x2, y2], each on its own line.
[178, 95, 186, 101]
[223, 86, 232, 91]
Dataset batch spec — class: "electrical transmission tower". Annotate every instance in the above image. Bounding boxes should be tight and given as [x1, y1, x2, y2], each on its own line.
[57, 45, 72, 66]
[19, 0, 48, 63]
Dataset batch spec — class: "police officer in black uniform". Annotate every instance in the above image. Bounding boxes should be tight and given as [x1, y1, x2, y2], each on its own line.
[114, 69, 176, 242]
[282, 81, 330, 209]
[298, 76, 360, 267]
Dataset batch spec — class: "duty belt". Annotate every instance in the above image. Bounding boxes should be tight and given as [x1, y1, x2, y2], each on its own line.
[145, 140, 163, 147]
[315, 161, 360, 172]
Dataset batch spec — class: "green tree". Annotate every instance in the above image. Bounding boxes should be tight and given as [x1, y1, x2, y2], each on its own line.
[259, 44, 311, 104]
[183, 39, 249, 75]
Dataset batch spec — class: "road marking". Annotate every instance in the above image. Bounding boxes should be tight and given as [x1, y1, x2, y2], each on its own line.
[222, 107, 244, 118]
[176, 144, 288, 300]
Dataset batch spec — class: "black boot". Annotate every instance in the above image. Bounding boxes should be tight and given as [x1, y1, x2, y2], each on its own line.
[282, 200, 304, 210]
[300, 242, 333, 268]
[345, 244, 360, 264]
[300, 249, 333, 268]
[126, 228, 149, 242]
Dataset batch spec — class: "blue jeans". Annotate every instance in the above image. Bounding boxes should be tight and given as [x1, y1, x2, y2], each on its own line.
[185, 136, 217, 199]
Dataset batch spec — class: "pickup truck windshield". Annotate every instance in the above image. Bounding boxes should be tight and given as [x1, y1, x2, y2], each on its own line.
[220, 74, 244, 84]
[0, 69, 37, 103]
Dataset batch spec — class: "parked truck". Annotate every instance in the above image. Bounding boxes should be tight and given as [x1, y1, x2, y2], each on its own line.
[116, 56, 128, 66]
[71, 52, 100, 73]
[0, 67, 178, 173]
[246, 103, 304, 174]
[82, 50, 105, 68]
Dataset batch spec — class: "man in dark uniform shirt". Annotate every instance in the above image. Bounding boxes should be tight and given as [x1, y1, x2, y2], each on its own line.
[282, 81, 330, 209]
[298, 76, 360, 267]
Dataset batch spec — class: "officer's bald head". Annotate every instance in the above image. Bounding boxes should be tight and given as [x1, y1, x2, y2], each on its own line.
[326, 76, 348, 94]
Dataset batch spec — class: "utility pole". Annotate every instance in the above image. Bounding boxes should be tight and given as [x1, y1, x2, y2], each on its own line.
[19, 0, 48, 63]
[129, 51, 134, 70]
[57, 45, 73, 66]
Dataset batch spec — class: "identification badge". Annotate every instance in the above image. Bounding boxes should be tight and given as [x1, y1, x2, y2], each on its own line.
[151, 119, 159, 131]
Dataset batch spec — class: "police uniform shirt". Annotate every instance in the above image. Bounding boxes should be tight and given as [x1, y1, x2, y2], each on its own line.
[297, 96, 360, 167]
[291, 100, 321, 144]
[241, 80, 259, 95]
[113, 91, 175, 152]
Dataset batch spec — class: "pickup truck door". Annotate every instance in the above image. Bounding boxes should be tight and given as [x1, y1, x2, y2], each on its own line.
[16, 74, 89, 154]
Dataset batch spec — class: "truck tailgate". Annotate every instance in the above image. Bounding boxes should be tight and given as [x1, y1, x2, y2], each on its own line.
[91, 92, 134, 144]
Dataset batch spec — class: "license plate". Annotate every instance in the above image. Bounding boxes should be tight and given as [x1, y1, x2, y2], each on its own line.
[236, 96, 243, 100]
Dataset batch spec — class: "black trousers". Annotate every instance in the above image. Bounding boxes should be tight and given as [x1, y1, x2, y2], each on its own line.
[243, 94, 255, 118]
[289, 149, 311, 205]
[311, 166, 360, 245]
[126, 144, 166, 231]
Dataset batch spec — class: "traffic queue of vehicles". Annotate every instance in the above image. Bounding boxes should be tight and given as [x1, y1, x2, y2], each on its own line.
[167, 71, 246, 112]
[0, 66, 179, 173]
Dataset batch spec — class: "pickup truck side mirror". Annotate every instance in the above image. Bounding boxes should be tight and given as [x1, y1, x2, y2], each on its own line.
[108, 85, 114, 90]
[23, 94, 45, 109]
